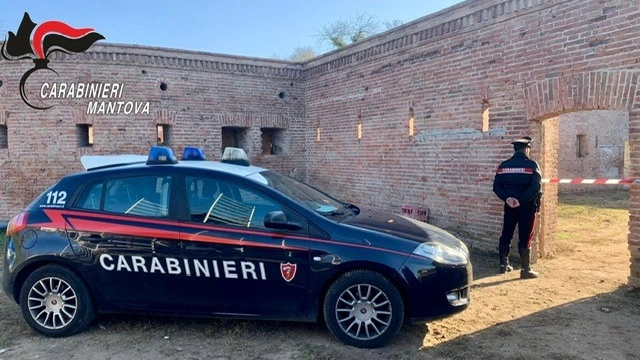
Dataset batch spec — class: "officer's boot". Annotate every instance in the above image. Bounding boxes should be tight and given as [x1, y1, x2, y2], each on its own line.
[499, 245, 513, 274]
[519, 247, 539, 279]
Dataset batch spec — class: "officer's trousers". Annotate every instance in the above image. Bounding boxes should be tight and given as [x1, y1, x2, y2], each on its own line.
[498, 202, 537, 251]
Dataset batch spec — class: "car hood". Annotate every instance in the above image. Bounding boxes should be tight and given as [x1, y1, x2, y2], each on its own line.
[342, 207, 464, 249]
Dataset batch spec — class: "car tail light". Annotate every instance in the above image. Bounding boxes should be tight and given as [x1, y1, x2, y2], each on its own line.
[6, 211, 29, 236]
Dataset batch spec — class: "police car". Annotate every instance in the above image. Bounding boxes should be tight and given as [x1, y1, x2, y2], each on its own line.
[2, 146, 471, 348]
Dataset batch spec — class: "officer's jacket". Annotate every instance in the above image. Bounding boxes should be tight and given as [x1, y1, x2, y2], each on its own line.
[492, 151, 542, 204]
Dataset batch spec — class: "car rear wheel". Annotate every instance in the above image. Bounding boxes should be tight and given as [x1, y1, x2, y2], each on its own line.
[19, 265, 95, 337]
[323, 270, 404, 348]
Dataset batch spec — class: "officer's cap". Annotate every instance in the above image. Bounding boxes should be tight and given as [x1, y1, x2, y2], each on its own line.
[511, 136, 532, 150]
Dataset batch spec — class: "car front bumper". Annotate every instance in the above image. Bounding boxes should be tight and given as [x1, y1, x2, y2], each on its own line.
[402, 256, 472, 323]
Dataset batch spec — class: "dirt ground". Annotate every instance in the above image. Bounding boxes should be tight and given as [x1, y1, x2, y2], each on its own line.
[1, 190, 639, 360]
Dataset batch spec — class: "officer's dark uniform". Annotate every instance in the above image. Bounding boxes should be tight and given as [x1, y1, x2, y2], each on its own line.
[492, 137, 542, 279]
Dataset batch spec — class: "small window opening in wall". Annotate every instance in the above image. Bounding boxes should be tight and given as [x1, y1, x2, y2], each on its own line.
[278, 91, 286, 99]
[160, 82, 168, 91]
[0, 124, 7, 148]
[482, 99, 490, 132]
[77, 124, 93, 147]
[408, 106, 415, 137]
[157, 124, 171, 145]
[316, 127, 321, 141]
[357, 114, 363, 140]
[577, 134, 587, 158]
[221, 126, 249, 154]
[261, 128, 284, 155]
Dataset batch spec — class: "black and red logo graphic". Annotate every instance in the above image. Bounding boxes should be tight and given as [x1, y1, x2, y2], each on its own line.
[1, 12, 104, 110]
[280, 262, 297, 282]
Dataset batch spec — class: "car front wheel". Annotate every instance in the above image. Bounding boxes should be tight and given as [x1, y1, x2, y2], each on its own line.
[19, 264, 95, 337]
[323, 270, 404, 348]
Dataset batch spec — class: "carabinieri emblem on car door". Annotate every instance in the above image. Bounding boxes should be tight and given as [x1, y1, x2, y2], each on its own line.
[280, 262, 297, 282]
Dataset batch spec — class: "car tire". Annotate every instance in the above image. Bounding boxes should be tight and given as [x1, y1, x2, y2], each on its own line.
[19, 264, 95, 337]
[323, 270, 404, 348]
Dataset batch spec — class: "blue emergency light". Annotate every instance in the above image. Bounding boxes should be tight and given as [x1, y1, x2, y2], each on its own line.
[146, 146, 178, 165]
[182, 147, 206, 160]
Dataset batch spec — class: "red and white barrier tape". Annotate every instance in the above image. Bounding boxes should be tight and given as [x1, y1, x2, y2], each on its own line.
[541, 178, 638, 184]
[475, 177, 638, 184]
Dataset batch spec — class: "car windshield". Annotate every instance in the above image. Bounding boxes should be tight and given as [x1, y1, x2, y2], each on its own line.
[248, 171, 354, 217]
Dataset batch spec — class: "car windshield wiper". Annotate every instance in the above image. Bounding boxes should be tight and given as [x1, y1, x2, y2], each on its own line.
[344, 203, 360, 215]
[322, 204, 360, 217]
[320, 208, 345, 216]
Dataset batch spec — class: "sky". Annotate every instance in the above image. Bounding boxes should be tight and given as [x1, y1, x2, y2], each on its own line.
[0, 0, 463, 59]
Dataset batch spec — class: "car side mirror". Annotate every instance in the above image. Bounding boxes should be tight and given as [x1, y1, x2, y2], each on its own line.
[264, 211, 302, 231]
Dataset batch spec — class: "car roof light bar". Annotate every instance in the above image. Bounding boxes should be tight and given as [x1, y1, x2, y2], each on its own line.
[182, 147, 207, 161]
[147, 146, 178, 165]
[221, 147, 250, 166]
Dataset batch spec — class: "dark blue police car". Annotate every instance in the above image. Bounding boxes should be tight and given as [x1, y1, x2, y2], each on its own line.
[2, 146, 471, 348]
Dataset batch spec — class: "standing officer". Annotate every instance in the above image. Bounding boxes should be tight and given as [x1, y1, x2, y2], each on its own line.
[492, 136, 542, 279]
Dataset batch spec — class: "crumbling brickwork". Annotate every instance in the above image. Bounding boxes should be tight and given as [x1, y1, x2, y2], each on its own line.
[556, 111, 629, 193]
[558, 111, 628, 177]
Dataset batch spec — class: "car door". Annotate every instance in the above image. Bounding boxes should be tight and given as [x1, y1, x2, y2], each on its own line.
[179, 174, 311, 320]
[68, 173, 185, 311]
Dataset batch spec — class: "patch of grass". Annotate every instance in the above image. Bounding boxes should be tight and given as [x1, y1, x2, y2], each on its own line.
[556, 189, 629, 251]
[557, 204, 627, 226]
[297, 344, 324, 360]
[559, 188, 629, 209]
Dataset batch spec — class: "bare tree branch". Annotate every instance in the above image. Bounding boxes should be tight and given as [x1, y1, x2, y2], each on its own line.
[317, 18, 351, 49]
[315, 12, 400, 50]
[383, 19, 404, 30]
[289, 46, 317, 62]
[349, 13, 380, 43]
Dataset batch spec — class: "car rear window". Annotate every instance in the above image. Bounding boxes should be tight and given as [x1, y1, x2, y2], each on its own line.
[76, 175, 171, 217]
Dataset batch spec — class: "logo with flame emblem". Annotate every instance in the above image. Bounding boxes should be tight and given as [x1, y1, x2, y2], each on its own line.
[280, 262, 297, 282]
[1, 12, 104, 110]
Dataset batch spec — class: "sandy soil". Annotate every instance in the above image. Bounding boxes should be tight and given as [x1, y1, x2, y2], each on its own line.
[1, 195, 638, 360]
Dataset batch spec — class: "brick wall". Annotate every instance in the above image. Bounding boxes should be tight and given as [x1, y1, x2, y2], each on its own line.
[559, 111, 628, 177]
[303, 0, 640, 284]
[1, 0, 639, 286]
[305, 0, 638, 241]
[0, 46, 307, 216]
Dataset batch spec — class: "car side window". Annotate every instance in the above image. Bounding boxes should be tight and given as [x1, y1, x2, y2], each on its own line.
[186, 176, 282, 229]
[76, 181, 103, 210]
[98, 175, 171, 217]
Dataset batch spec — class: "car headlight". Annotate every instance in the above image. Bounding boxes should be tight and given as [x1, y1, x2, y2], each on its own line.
[412, 242, 468, 265]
